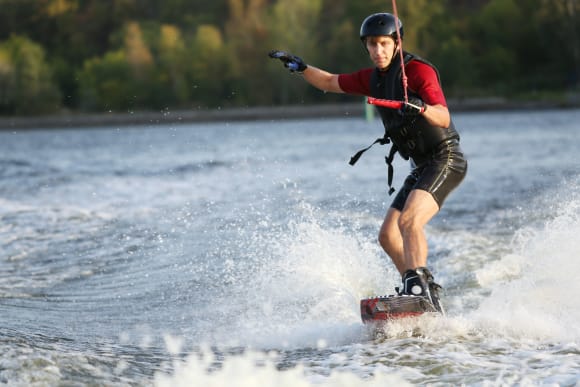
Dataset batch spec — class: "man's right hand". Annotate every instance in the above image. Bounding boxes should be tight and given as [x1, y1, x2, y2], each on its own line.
[268, 50, 307, 73]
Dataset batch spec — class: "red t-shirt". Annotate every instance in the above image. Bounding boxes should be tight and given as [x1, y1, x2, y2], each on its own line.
[338, 60, 447, 107]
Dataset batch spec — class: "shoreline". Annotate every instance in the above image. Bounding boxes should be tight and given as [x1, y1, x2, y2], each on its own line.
[1, 97, 579, 130]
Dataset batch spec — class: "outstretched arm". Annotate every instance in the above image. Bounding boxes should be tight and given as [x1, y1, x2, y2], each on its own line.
[269, 50, 344, 94]
[301, 65, 344, 94]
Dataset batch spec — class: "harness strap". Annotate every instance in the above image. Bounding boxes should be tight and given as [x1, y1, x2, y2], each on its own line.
[385, 144, 398, 195]
[349, 137, 389, 166]
[349, 136, 399, 196]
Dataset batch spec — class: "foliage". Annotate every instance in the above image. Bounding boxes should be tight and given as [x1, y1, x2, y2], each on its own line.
[0, 35, 60, 114]
[0, 0, 578, 115]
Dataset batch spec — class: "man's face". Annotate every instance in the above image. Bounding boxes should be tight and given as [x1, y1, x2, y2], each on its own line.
[365, 36, 397, 70]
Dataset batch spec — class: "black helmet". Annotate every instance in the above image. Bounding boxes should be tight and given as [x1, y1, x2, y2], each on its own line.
[359, 13, 403, 41]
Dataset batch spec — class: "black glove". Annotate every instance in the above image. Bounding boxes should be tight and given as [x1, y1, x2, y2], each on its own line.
[401, 97, 426, 117]
[268, 50, 307, 73]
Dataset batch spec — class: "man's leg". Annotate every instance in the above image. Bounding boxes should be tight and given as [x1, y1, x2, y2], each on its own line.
[398, 189, 439, 271]
[378, 189, 438, 274]
[378, 208, 405, 274]
[395, 189, 445, 311]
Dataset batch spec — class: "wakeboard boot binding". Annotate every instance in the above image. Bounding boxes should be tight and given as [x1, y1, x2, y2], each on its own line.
[400, 267, 444, 314]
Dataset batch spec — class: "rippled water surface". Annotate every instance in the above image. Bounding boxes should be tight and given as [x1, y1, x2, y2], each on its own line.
[1, 109, 580, 386]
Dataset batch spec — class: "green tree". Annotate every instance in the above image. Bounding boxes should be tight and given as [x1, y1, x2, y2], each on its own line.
[188, 24, 232, 107]
[527, 0, 580, 89]
[157, 24, 189, 105]
[78, 49, 132, 111]
[0, 46, 15, 112]
[0, 0, 578, 115]
[0, 35, 60, 114]
[267, 0, 323, 104]
[395, 0, 446, 55]
[432, 36, 479, 96]
[317, 0, 361, 71]
[471, 0, 520, 92]
[78, 21, 157, 111]
[224, 0, 272, 105]
[124, 21, 154, 79]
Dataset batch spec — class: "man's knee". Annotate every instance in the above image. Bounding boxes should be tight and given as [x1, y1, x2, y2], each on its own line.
[397, 211, 423, 236]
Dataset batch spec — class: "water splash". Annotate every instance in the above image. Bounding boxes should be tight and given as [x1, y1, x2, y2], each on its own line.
[196, 202, 400, 349]
[154, 347, 412, 387]
[472, 179, 580, 341]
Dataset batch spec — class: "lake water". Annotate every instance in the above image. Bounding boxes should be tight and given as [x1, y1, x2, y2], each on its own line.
[1, 109, 580, 386]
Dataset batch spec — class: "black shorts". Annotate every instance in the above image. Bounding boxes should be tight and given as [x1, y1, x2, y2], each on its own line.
[391, 139, 467, 211]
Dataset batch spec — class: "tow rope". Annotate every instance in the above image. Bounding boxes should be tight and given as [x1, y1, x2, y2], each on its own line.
[392, 0, 408, 103]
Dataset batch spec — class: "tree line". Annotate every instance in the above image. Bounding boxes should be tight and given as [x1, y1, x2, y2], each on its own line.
[0, 0, 578, 115]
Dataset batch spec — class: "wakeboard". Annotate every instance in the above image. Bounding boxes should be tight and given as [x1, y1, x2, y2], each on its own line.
[360, 295, 439, 323]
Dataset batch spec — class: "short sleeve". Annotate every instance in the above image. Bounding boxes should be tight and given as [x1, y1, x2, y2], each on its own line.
[406, 61, 447, 107]
[338, 68, 373, 95]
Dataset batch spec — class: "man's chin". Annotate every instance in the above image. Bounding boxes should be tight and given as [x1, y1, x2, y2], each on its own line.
[374, 61, 391, 70]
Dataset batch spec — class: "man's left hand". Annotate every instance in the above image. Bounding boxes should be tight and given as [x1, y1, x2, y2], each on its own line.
[402, 97, 426, 117]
